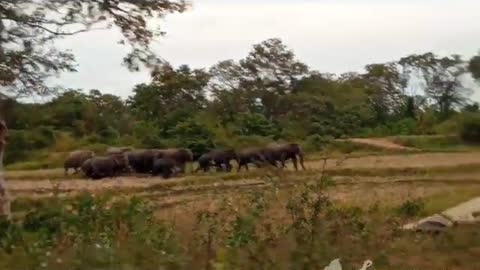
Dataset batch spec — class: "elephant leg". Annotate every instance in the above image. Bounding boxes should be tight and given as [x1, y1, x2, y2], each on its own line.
[298, 153, 306, 170]
[292, 156, 299, 171]
[64, 167, 69, 176]
[215, 163, 223, 172]
[226, 162, 233, 172]
[269, 159, 278, 168]
[280, 153, 287, 169]
[237, 162, 243, 172]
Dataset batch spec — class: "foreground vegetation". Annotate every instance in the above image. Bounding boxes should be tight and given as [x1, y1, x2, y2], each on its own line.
[3, 172, 480, 270]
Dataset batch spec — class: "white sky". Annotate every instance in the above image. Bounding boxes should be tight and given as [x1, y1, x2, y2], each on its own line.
[54, 0, 480, 101]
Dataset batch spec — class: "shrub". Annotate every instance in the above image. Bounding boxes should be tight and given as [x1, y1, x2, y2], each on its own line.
[0, 194, 185, 269]
[4, 130, 30, 164]
[459, 113, 480, 143]
[303, 134, 334, 152]
[97, 126, 120, 144]
[394, 198, 425, 217]
[232, 135, 274, 149]
[30, 126, 56, 148]
[169, 119, 216, 158]
[233, 113, 278, 137]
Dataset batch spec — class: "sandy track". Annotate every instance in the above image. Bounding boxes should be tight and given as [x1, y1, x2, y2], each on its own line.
[339, 137, 418, 151]
[314, 152, 480, 170]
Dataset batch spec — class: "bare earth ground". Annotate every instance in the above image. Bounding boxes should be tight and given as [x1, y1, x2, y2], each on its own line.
[5, 151, 480, 201]
[338, 137, 419, 151]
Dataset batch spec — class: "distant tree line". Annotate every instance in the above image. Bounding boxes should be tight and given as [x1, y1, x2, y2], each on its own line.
[3, 39, 480, 164]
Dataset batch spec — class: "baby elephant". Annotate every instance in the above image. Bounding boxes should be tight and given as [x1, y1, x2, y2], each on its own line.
[152, 158, 177, 179]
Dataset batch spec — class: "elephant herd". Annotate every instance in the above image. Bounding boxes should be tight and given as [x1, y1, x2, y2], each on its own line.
[64, 143, 306, 180]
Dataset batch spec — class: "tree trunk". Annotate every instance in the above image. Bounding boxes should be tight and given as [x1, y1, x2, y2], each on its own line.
[0, 120, 10, 218]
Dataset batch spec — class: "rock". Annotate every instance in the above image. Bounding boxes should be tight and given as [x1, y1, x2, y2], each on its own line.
[442, 197, 480, 224]
[402, 214, 454, 232]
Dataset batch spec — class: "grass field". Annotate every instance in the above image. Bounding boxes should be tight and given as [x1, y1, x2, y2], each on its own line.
[4, 137, 480, 269]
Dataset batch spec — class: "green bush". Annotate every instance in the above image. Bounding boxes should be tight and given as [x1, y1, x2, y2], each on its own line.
[359, 118, 418, 137]
[394, 198, 425, 217]
[4, 130, 31, 164]
[169, 119, 216, 158]
[232, 135, 274, 149]
[30, 126, 56, 148]
[392, 135, 462, 151]
[233, 113, 278, 137]
[459, 113, 480, 143]
[97, 126, 120, 144]
[303, 135, 334, 152]
[0, 194, 185, 270]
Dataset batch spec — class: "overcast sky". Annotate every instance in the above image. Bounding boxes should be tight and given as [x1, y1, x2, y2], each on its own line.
[54, 0, 480, 100]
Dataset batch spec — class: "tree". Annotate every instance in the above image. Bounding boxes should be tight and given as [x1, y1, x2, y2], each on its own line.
[0, 0, 188, 218]
[209, 38, 309, 122]
[400, 53, 473, 119]
[363, 63, 406, 122]
[129, 63, 209, 131]
[426, 72, 472, 119]
[0, 0, 187, 97]
[469, 54, 480, 80]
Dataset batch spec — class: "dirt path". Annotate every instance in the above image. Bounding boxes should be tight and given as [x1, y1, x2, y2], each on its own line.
[340, 137, 418, 151]
[5, 152, 480, 198]
[304, 152, 480, 172]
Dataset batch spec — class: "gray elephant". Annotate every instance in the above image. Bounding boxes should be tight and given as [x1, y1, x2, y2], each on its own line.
[263, 143, 306, 171]
[195, 148, 238, 173]
[126, 149, 157, 174]
[154, 148, 193, 173]
[237, 147, 268, 172]
[64, 150, 95, 175]
[81, 154, 127, 180]
[151, 158, 177, 179]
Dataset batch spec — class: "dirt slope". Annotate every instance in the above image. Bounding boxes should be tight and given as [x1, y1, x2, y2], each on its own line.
[341, 137, 418, 151]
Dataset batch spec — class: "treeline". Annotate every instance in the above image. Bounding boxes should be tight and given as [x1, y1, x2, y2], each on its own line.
[3, 38, 480, 165]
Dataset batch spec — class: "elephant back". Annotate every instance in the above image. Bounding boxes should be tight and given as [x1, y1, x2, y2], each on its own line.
[65, 150, 95, 168]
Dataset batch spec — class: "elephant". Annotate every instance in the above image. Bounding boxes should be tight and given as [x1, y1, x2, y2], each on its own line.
[80, 158, 94, 178]
[126, 149, 157, 174]
[154, 148, 193, 173]
[152, 158, 177, 179]
[81, 155, 127, 180]
[195, 148, 238, 173]
[262, 143, 306, 171]
[237, 147, 268, 172]
[64, 150, 95, 175]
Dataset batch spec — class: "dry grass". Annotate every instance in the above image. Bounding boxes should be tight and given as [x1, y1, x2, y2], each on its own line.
[8, 149, 480, 270]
